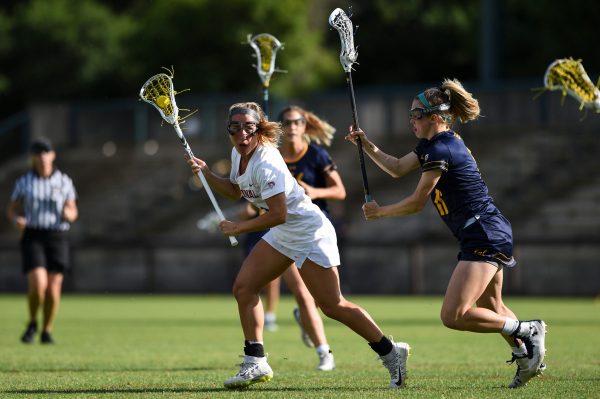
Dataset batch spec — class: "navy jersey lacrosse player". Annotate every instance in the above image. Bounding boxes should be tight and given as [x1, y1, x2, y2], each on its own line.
[285, 143, 337, 217]
[414, 130, 516, 267]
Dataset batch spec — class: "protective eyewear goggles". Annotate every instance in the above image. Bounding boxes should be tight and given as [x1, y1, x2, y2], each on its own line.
[409, 103, 450, 120]
[227, 121, 259, 135]
[282, 117, 305, 127]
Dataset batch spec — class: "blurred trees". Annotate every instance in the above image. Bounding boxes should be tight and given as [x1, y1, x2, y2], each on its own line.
[0, 0, 599, 118]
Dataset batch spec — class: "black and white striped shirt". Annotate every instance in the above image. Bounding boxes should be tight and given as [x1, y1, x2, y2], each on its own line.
[10, 169, 77, 231]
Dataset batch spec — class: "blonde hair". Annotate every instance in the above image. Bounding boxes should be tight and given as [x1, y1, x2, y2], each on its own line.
[278, 105, 336, 147]
[420, 78, 480, 126]
[228, 102, 282, 147]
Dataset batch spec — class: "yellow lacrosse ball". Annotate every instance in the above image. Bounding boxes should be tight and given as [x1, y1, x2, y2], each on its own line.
[156, 95, 170, 109]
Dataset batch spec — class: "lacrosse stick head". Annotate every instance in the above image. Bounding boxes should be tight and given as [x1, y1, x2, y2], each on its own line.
[543, 58, 600, 111]
[139, 72, 180, 124]
[329, 8, 358, 73]
[247, 33, 284, 88]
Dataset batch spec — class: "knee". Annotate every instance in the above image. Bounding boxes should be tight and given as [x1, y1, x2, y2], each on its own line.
[440, 308, 462, 330]
[29, 282, 46, 298]
[318, 298, 346, 320]
[232, 280, 253, 301]
[478, 298, 507, 315]
[318, 303, 336, 319]
[231, 280, 260, 302]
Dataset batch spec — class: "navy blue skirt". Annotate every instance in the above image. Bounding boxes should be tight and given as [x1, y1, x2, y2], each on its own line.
[457, 213, 516, 267]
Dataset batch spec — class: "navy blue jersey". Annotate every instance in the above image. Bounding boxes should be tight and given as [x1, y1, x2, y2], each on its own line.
[414, 131, 500, 239]
[285, 143, 337, 215]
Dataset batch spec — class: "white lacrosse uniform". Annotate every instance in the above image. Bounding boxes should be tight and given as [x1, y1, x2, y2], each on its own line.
[230, 144, 340, 268]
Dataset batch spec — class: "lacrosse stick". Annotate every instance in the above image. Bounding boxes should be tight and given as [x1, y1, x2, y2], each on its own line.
[247, 33, 286, 117]
[538, 57, 600, 113]
[139, 68, 238, 246]
[329, 8, 372, 203]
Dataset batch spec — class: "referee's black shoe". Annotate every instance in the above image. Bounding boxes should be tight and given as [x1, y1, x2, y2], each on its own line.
[21, 322, 37, 344]
[41, 331, 55, 344]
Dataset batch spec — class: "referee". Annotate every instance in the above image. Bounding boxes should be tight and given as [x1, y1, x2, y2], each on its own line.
[6, 138, 78, 344]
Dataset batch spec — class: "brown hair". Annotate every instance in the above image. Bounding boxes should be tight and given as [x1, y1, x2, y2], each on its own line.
[228, 102, 282, 147]
[278, 105, 336, 147]
[419, 78, 480, 125]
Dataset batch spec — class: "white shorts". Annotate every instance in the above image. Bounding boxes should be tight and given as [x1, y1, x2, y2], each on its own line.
[262, 228, 340, 269]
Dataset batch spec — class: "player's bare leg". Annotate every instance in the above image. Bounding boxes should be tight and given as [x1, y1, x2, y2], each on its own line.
[441, 261, 546, 388]
[282, 265, 334, 370]
[21, 267, 47, 343]
[224, 240, 291, 389]
[40, 272, 63, 343]
[300, 261, 409, 387]
[441, 261, 507, 332]
[263, 277, 280, 331]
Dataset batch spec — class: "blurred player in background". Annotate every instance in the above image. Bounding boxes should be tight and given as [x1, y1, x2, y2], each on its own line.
[346, 79, 547, 389]
[7, 138, 78, 345]
[267, 105, 348, 370]
[188, 102, 410, 390]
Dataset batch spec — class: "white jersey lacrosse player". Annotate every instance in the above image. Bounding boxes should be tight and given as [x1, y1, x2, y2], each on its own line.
[230, 144, 340, 268]
[189, 102, 409, 390]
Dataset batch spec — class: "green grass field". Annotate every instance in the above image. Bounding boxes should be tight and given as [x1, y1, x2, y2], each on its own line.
[0, 295, 598, 398]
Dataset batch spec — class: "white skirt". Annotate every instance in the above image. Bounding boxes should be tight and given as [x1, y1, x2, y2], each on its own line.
[262, 215, 340, 269]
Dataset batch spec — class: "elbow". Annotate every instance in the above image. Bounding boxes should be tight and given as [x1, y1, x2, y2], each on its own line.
[413, 199, 428, 212]
[407, 198, 427, 214]
[274, 211, 287, 225]
[414, 202, 426, 213]
[390, 169, 409, 179]
[268, 208, 287, 226]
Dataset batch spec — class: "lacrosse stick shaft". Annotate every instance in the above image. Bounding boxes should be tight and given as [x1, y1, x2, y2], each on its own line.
[346, 71, 372, 202]
[173, 123, 238, 246]
[262, 86, 269, 118]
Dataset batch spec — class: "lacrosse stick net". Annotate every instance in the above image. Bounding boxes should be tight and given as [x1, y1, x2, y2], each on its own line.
[329, 8, 358, 73]
[139, 68, 238, 246]
[539, 58, 600, 112]
[139, 69, 179, 124]
[247, 33, 285, 117]
[247, 33, 285, 88]
[329, 8, 371, 202]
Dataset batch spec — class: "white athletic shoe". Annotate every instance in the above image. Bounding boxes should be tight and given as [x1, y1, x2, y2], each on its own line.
[509, 320, 547, 388]
[223, 355, 273, 389]
[508, 354, 547, 388]
[317, 350, 335, 371]
[293, 308, 314, 348]
[379, 341, 410, 389]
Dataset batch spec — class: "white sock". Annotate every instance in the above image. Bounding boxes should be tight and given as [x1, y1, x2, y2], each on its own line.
[501, 317, 520, 336]
[511, 343, 527, 356]
[245, 354, 267, 362]
[316, 344, 330, 355]
[265, 312, 276, 323]
[247, 340, 264, 346]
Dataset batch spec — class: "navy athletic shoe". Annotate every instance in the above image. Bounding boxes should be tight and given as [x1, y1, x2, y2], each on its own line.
[40, 331, 55, 344]
[21, 322, 37, 344]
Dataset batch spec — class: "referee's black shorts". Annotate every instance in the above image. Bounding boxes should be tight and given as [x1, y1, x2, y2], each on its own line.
[20, 228, 70, 274]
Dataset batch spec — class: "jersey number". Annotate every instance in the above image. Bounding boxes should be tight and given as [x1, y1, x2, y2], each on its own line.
[434, 189, 449, 216]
